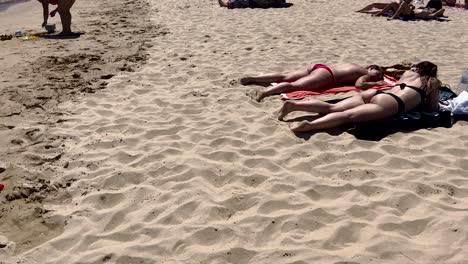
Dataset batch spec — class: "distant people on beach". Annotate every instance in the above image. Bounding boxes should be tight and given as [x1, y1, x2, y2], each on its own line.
[445, 0, 468, 8]
[277, 61, 441, 133]
[37, 0, 77, 36]
[241, 63, 384, 102]
[218, 0, 290, 8]
[357, 0, 445, 19]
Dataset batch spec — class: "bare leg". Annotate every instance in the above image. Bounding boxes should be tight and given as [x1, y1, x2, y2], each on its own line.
[58, 0, 76, 34]
[218, 0, 228, 7]
[256, 68, 333, 102]
[356, 3, 388, 13]
[289, 94, 398, 132]
[373, 2, 399, 16]
[241, 68, 309, 85]
[277, 89, 377, 120]
[429, 8, 445, 17]
[414, 8, 444, 18]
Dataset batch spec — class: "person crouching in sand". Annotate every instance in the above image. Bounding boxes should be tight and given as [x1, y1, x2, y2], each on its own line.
[37, 0, 77, 36]
[277, 61, 441, 133]
[241, 63, 385, 102]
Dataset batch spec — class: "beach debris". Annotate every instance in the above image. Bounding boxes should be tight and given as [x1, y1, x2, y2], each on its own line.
[0, 235, 8, 248]
[0, 161, 6, 174]
[21, 36, 39, 41]
[100, 74, 115, 80]
[15, 30, 22, 36]
[0, 183, 4, 192]
[0, 34, 13, 41]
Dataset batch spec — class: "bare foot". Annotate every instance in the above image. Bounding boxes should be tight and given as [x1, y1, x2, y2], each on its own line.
[256, 89, 267, 102]
[289, 121, 313, 132]
[240, 77, 253, 85]
[277, 101, 295, 120]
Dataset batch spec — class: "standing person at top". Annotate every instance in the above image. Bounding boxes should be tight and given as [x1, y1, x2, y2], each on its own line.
[37, 0, 77, 36]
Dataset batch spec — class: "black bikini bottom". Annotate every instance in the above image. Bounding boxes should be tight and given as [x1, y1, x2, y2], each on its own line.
[376, 91, 405, 115]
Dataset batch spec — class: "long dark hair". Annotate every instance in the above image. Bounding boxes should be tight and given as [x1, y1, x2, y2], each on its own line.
[414, 61, 440, 93]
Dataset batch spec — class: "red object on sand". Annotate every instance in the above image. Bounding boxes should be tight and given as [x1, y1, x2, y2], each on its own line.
[0, 183, 4, 192]
[49, 0, 58, 5]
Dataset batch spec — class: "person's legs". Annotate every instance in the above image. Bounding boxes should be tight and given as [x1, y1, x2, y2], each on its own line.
[219, 0, 228, 7]
[289, 93, 398, 132]
[58, 0, 76, 34]
[414, 8, 444, 18]
[373, 2, 399, 16]
[289, 103, 391, 132]
[430, 8, 445, 17]
[356, 3, 389, 13]
[277, 89, 378, 120]
[241, 68, 309, 85]
[256, 68, 333, 101]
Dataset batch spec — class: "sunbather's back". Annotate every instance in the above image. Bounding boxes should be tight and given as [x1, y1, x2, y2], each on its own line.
[330, 63, 369, 85]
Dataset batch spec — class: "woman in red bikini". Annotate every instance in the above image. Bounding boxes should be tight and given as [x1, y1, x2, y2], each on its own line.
[241, 63, 385, 102]
[37, 0, 77, 35]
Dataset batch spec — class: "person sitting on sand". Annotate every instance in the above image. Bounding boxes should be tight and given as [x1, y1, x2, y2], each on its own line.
[218, 0, 288, 8]
[371, 0, 445, 19]
[277, 61, 441, 133]
[241, 63, 385, 102]
[37, 0, 77, 35]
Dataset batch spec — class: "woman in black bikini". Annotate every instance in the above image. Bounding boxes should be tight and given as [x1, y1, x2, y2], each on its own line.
[277, 61, 441, 132]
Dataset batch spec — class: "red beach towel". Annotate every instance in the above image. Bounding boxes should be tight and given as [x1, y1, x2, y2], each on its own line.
[281, 75, 397, 100]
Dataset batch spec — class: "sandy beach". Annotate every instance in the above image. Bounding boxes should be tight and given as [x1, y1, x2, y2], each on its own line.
[1, 0, 468, 263]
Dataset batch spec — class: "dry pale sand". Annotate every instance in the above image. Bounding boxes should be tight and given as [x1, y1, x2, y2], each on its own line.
[2, 0, 468, 263]
[0, 0, 159, 256]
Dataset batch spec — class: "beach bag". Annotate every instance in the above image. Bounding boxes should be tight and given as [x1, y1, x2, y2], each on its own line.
[449, 91, 468, 116]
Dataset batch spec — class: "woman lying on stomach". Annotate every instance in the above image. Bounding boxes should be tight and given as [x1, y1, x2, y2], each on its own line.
[277, 61, 441, 133]
[241, 63, 385, 102]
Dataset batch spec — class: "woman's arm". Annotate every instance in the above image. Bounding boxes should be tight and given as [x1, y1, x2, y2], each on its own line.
[427, 79, 441, 112]
[355, 75, 386, 89]
[40, 0, 49, 28]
